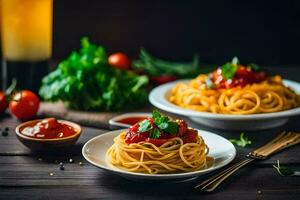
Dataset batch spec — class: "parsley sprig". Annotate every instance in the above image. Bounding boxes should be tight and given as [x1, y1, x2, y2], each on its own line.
[138, 110, 179, 138]
[229, 132, 252, 148]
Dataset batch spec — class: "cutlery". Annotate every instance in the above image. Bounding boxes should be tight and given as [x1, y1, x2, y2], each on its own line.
[195, 131, 300, 192]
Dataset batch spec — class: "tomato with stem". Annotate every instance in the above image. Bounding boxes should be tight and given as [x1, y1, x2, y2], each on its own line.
[9, 90, 39, 120]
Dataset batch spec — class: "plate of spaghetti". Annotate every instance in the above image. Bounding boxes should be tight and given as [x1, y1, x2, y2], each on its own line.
[149, 59, 300, 130]
[82, 111, 236, 181]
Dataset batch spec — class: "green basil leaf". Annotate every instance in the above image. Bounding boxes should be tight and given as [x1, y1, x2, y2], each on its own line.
[164, 121, 179, 135]
[152, 110, 161, 121]
[138, 120, 152, 133]
[221, 63, 237, 80]
[153, 110, 169, 126]
[150, 128, 161, 139]
[156, 116, 169, 125]
[158, 122, 168, 130]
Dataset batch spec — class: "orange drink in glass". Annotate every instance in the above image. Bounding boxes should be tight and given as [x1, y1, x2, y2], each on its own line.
[1, 0, 53, 91]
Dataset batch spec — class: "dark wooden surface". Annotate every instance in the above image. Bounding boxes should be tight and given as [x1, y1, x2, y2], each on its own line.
[0, 115, 300, 200]
[0, 67, 300, 200]
[0, 116, 300, 199]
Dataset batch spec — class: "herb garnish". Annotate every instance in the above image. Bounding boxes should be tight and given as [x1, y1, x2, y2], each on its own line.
[152, 110, 179, 135]
[138, 120, 152, 133]
[220, 57, 239, 80]
[229, 132, 252, 148]
[164, 121, 179, 135]
[150, 128, 161, 139]
[273, 160, 294, 176]
[138, 110, 179, 138]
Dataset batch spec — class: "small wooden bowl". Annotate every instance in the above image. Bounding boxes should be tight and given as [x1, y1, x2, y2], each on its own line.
[15, 119, 82, 151]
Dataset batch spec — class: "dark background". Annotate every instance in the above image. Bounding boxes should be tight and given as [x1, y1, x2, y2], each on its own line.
[53, 0, 300, 66]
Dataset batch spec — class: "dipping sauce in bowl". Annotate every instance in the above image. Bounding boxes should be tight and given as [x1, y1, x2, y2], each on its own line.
[116, 117, 147, 126]
[21, 118, 77, 139]
[109, 113, 151, 128]
[16, 118, 81, 150]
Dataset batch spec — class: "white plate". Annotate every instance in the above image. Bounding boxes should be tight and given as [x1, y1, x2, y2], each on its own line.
[149, 79, 300, 130]
[82, 129, 236, 181]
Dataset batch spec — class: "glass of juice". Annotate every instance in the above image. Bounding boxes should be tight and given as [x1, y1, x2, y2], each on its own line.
[0, 1, 2, 90]
[1, 0, 53, 92]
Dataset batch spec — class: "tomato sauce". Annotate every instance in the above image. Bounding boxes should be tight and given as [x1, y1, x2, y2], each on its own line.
[125, 118, 198, 147]
[21, 118, 76, 139]
[211, 66, 267, 89]
[117, 117, 147, 126]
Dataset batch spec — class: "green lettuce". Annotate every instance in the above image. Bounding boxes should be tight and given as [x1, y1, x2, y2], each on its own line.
[39, 37, 148, 111]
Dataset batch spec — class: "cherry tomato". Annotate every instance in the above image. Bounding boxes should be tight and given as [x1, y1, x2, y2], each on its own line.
[9, 90, 39, 120]
[108, 52, 131, 70]
[150, 75, 178, 85]
[0, 91, 8, 114]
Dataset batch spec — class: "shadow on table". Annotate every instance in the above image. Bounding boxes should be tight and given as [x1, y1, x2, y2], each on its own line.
[93, 162, 258, 198]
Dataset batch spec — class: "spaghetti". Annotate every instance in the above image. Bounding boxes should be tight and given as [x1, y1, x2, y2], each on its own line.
[106, 111, 211, 174]
[169, 62, 300, 114]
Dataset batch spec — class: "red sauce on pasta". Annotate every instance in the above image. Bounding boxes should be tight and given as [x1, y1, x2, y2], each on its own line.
[125, 118, 198, 147]
[21, 118, 76, 139]
[211, 66, 267, 89]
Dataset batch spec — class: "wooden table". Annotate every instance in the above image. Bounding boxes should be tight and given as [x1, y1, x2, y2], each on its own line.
[1, 115, 300, 200]
[1, 67, 300, 200]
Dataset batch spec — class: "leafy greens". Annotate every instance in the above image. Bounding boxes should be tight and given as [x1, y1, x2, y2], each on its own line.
[39, 37, 149, 111]
[229, 132, 252, 148]
[133, 49, 213, 77]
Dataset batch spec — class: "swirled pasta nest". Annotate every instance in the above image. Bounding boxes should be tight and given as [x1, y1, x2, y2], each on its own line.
[169, 75, 300, 114]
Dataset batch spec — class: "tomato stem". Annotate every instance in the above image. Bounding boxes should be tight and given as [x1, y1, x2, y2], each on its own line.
[4, 79, 22, 102]
[5, 78, 17, 96]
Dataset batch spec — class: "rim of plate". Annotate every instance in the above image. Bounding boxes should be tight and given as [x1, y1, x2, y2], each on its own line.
[82, 129, 236, 178]
[149, 79, 300, 120]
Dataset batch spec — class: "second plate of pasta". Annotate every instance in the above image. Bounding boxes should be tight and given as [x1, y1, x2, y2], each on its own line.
[149, 79, 300, 130]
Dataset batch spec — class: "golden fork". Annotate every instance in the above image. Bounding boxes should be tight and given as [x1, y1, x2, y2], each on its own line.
[195, 131, 300, 192]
